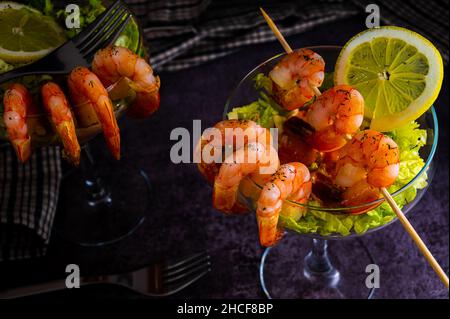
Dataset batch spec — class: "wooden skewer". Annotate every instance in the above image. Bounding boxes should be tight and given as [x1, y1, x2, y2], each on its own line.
[381, 188, 449, 288]
[260, 8, 293, 54]
[260, 7, 322, 97]
[260, 7, 449, 289]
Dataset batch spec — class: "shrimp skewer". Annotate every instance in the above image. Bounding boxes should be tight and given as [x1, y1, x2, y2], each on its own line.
[297, 85, 365, 152]
[92, 46, 160, 118]
[2, 84, 34, 163]
[269, 48, 325, 110]
[261, 8, 450, 288]
[257, 162, 312, 247]
[41, 82, 81, 166]
[68, 67, 121, 160]
[333, 130, 400, 212]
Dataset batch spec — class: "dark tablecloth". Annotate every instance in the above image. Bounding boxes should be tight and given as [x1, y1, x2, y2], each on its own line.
[0, 14, 448, 299]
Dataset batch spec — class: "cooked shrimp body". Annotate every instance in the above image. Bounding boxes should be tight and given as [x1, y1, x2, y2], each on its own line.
[257, 162, 312, 247]
[334, 130, 400, 212]
[240, 144, 281, 201]
[92, 46, 160, 118]
[41, 82, 81, 166]
[299, 85, 365, 152]
[3, 83, 34, 162]
[196, 120, 267, 182]
[213, 142, 266, 214]
[68, 67, 120, 160]
[210, 119, 267, 148]
[269, 48, 325, 110]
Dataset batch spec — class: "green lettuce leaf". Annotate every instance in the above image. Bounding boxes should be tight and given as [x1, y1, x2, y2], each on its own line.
[227, 73, 287, 128]
[0, 60, 14, 75]
[55, 0, 106, 38]
[114, 19, 141, 55]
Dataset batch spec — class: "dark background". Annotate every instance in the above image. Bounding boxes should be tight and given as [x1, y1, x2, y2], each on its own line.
[0, 11, 448, 298]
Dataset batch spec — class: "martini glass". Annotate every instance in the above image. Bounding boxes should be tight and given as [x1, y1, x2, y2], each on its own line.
[0, 1, 152, 246]
[224, 46, 439, 298]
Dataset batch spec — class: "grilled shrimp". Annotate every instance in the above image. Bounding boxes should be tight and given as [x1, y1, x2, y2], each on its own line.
[2, 83, 35, 162]
[213, 142, 267, 214]
[269, 48, 325, 110]
[257, 162, 312, 246]
[92, 46, 160, 118]
[333, 130, 400, 212]
[298, 85, 364, 152]
[41, 82, 80, 166]
[68, 67, 120, 160]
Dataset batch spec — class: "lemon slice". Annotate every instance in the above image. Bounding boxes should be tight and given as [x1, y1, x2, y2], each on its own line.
[0, 2, 66, 64]
[335, 26, 443, 131]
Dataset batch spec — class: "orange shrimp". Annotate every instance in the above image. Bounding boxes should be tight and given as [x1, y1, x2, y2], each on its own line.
[2, 83, 34, 162]
[269, 48, 325, 110]
[298, 85, 365, 152]
[257, 162, 312, 246]
[92, 46, 160, 118]
[333, 130, 400, 213]
[68, 67, 120, 160]
[41, 82, 80, 166]
[196, 120, 267, 183]
[213, 142, 267, 214]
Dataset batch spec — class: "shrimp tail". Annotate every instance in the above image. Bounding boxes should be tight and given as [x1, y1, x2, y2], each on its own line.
[127, 90, 161, 118]
[11, 137, 31, 163]
[57, 121, 81, 166]
[257, 212, 284, 246]
[212, 183, 249, 214]
[106, 130, 121, 160]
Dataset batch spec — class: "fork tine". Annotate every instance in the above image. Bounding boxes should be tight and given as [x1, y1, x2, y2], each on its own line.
[164, 262, 211, 284]
[164, 251, 208, 271]
[103, 14, 132, 47]
[161, 269, 210, 296]
[72, 0, 122, 47]
[163, 254, 210, 278]
[78, 6, 128, 53]
[83, 14, 131, 61]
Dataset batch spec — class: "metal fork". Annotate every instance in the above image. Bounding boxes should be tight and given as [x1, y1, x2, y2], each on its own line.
[0, 0, 132, 84]
[0, 251, 211, 299]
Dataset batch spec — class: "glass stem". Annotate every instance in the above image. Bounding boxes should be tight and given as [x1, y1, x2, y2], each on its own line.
[302, 239, 340, 287]
[80, 145, 111, 206]
[304, 239, 337, 277]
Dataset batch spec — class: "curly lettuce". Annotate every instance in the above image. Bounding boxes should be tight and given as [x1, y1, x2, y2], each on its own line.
[30, 0, 141, 53]
[227, 73, 287, 128]
[0, 60, 14, 75]
[53, 0, 106, 38]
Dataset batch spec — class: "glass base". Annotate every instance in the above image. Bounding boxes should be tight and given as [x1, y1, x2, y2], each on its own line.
[54, 163, 150, 247]
[259, 235, 377, 299]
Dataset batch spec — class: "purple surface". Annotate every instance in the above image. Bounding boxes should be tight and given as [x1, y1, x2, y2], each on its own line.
[0, 15, 448, 299]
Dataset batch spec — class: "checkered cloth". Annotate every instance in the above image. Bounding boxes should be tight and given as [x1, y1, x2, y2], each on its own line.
[130, 0, 448, 72]
[0, 147, 61, 261]
[0, 0, 448, 261]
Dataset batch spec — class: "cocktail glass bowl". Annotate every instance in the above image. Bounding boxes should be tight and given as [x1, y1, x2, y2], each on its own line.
[1, 0, 153, 246]
[224, 46, 438, 298]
